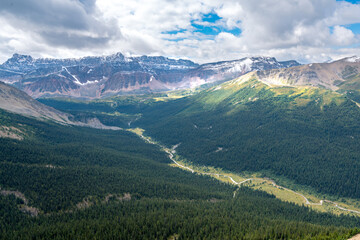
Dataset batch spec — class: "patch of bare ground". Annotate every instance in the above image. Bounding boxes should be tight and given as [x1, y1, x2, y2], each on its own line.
[349, 233, 360, 240]
[208, 198, 222, 203]
[167, 234, 179, 240]
[0, 126, 25, 140]
[0, 188, 39, 216]
[20, 205, 39, 217]
[75, 193, 132, 211]
[103, 193, 131, 203]
[44, 164, 62, 169]
[1, 189, 28, 204]
[76, 197, 94, 210]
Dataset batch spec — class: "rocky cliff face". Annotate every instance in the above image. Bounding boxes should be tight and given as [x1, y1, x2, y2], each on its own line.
[0, 53, 300, 98]
[0, 81, 121, 130]
[255, 56, 360, 91]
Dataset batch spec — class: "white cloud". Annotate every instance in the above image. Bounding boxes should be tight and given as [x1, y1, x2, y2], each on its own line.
[331, 25, 356, 46]
[327, 1, 360, 25]
[0, 0, 360, 64]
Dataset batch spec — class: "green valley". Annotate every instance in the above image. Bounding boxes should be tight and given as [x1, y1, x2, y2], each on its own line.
[2, 107, 360, 239]
[129, 126, 360, 216]
[3, 59, 360, 239]
[3, 1, 360, 238]
[39, 72, 360, 211]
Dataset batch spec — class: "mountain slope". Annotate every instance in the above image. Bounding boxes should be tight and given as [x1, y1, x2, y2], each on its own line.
[255, 56, 360, 91]
[0, 81, 122, 131]
[39, 70, 360, 201]
[0, 81, 73, 124]
[0, 91, 359, 240]
[119, 72, 360, 200]
[0, 53, 300, 98]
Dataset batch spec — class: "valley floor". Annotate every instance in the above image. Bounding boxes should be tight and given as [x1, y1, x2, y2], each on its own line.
[129, 127, 360, 217]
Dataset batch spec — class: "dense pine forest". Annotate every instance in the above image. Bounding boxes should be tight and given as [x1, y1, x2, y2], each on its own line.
[41, 80, 360, 200]
[2, 189, 360, 239]
[141, 99, 360, 199]
[0, 109, 233, 213]
[1, 106, 360, 239]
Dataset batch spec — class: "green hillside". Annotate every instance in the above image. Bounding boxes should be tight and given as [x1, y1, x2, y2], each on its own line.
[135, 75, 360, 200]
[0, 109, 235, 213]
[29, 74, 360, 238]
[41, 73, 360, 200]
[1, 107, 360, 239]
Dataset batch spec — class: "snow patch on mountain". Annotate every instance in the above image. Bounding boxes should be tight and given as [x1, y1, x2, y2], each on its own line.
[63, 67, 82, 85]
[345, 56, 360, 63]
[0, 53, 301, 98]
[226, 58, 253, 73]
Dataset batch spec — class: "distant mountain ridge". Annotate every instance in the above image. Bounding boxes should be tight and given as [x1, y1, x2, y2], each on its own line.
[0, 81, 120, 130]
[1, 53, 197, 72]
[0, 53, 300, 98]
[255, 56, 360, 92]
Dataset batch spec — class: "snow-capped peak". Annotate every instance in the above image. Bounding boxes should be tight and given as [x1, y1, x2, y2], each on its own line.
[1, 53, 35, 71]
[105, 52, 126, 62]
[345, 56, 360, 63]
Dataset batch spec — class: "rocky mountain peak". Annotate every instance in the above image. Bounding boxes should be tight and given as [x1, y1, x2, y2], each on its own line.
[2, 53, 35, 71]
[105, 52, 126, 62]
[134, 55, 198, 68]
[10, 53, 34, 62]
[0, 52, 301, 98]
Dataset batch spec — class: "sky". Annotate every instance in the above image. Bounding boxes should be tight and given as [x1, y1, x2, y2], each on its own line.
[0, 0, 360, 64]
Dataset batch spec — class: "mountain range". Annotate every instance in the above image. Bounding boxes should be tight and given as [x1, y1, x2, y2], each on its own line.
[1, 53, 360, 239]
[31, 54, 360, 204]
[0, 53, 299, 98]
[256, 56, 360, 90]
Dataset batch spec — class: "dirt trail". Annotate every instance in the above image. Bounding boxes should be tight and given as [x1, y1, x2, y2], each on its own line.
[134, 131, 360, 215]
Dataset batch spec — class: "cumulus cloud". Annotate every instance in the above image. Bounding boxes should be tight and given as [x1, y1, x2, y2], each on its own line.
[327, 1, 360, 25]
[0, 0, 121, 59]
[0, 0, 360, 64]
[331, 25, 356, 46]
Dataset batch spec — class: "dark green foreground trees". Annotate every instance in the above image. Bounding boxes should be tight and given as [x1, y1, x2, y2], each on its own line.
[1, 189, 360, 239]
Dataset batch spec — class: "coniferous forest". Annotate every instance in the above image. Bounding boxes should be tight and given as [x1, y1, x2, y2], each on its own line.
[41, 82, 360, 200]
[1, 88, 359, 239]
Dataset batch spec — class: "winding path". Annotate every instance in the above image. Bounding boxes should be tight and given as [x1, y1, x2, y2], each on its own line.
[134, 131, 360, 215]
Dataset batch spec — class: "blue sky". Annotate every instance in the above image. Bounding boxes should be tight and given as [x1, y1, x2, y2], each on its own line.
[346, 23, 360, 34]
[338, 0, 360, 3]
[338, 0, 360, 36]
[163, 12, 241, 41]
[167, 2, 359, 44]
[0, 0, 360, 64]
[191, 13, 241, 38]
[161, 0, 360, 45]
